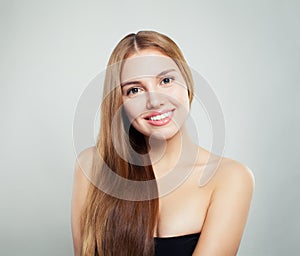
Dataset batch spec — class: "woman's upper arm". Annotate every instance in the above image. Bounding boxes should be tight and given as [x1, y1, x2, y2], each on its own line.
[71, 147, 94, 256]
[193, 161, 255, 256]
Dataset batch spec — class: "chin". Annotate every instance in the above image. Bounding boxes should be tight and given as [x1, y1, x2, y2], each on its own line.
[130, 117, 184, 140]
[142, 127, 181, 142]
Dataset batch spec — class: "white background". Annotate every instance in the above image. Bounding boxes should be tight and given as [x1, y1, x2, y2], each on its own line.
[1, 0, 299, 255]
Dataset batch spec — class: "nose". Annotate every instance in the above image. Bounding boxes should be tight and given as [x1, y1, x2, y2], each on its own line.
[146, 91, 165, 109]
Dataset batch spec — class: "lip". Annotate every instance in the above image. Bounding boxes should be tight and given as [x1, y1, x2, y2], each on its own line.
[143, 109, 175, 126]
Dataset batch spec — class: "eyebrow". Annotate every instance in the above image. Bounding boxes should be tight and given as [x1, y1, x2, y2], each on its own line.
[121, 69, 177, 87]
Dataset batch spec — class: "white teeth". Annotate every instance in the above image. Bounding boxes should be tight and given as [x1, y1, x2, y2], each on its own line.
[149, 111, 172, 121]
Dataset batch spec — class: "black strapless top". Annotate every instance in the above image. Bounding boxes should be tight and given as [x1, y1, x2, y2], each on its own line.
[154, 232, 200, 256]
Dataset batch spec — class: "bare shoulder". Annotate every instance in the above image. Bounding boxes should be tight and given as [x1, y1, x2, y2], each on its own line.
[72, 146, 96, 255]
[74, 146, 97, 180]
[72, 146, 97, 200]
[194, 147, 255, 192]
[215, 157, 255, 187]
[192, 156, 255, 255]
[75, 146, 96, 169]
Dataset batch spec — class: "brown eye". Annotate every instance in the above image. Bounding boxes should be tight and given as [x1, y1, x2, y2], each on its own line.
[161, 77, 174, 85]
[127, 87, 142, 95]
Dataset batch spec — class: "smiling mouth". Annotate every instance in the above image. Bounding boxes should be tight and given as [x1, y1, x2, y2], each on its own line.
[144, 110, 174, 126]
[146, 111, 172, 121]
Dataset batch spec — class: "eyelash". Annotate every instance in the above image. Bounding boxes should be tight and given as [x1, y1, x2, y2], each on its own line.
[125, 76, 175, 96]
[161, 76, 175, 85]
[126, 87, 142, 96]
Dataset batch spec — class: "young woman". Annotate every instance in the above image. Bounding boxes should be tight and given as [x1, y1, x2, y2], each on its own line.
[71, 31, 254, 256]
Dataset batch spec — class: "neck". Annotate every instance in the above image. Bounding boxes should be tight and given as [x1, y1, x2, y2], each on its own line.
[146, 125, 198, 178]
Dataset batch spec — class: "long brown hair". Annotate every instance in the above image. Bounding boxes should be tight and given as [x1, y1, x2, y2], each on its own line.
[80, 31, 194, 255]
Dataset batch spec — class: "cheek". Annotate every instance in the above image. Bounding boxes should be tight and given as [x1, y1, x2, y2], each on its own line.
[168, 86, 190, 110]
[122, 97, 145, 122]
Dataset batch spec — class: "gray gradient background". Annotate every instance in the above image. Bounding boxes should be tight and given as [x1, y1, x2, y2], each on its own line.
[1, 0, 299, 255]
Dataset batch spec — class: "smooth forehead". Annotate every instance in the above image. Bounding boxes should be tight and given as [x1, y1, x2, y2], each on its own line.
[120, 49, 180, 82]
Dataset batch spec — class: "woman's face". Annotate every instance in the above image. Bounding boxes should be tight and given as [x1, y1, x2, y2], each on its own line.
[120, 49, 190, 140]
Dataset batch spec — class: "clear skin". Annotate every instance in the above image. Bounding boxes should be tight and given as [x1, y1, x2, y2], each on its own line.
[120, 51, 191, 168]
[71, 49, 255, 256]
[120, 54, 189, 141]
